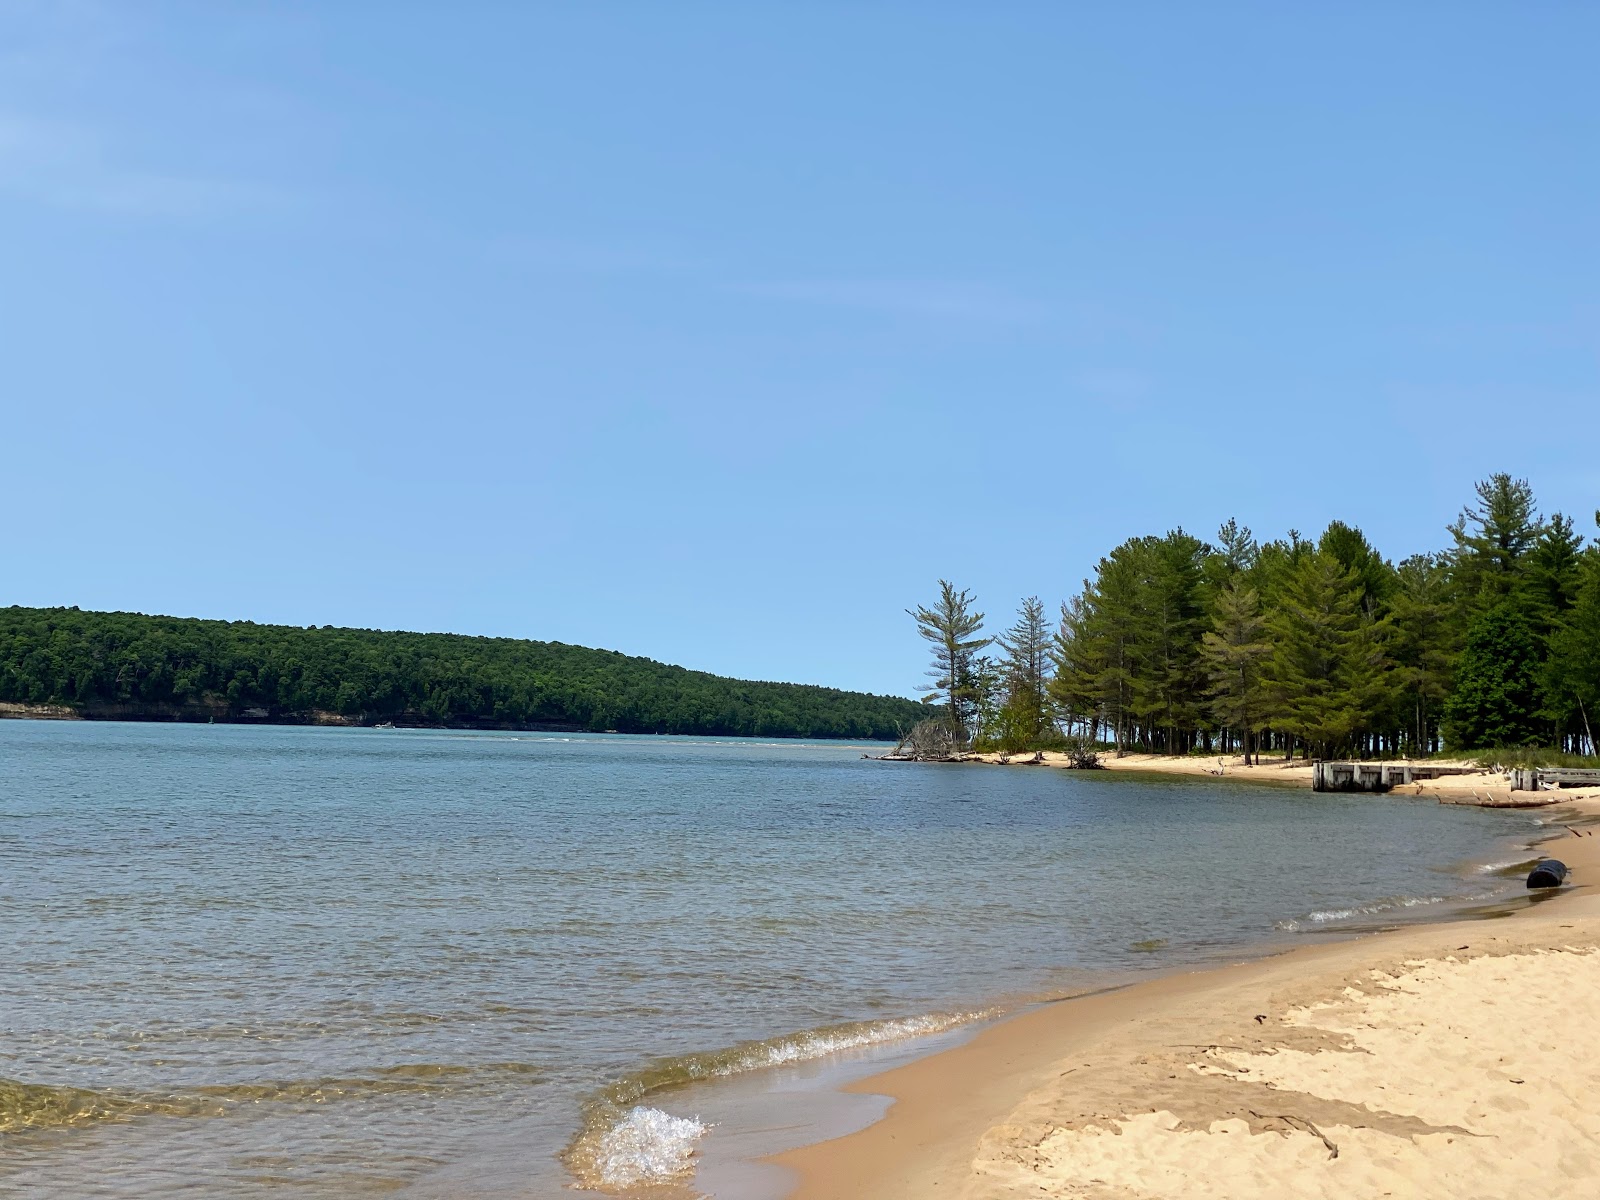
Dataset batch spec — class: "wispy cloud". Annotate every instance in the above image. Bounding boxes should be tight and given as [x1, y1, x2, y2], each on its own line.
[736, 277, 1049, 324]
[0, 111, 293, 218]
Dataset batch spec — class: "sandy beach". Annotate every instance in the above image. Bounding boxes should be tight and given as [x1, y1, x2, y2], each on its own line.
[960, 749, 1600, 807]
[776, 797, 1600, 1200]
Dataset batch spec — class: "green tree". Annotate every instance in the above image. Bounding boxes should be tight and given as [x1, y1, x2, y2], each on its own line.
[997, 595, 1053, 748]
[1544, 541, 1600, 755]
[1075, 554, 1142, 755]
[1448, 474, 1544, 616]
[1318, 520, 1395, 615]
[1527, 512, 1585, 629]
[907, 581, 990, 742]
[1048, 594, 1099, 741]
[967, 654, 1004, 747]
[1130, 531, 1211, 753]
[1202, 518, 1259, 599]
[1261, 553, 1389, 758]
[1200, 583, 1271, 764]
[1442, 603, 1543, 749]
[1388, 554, 1455, 754]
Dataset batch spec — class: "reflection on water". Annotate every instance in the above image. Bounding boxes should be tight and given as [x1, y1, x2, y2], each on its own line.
[0, 722, 1536, 1196]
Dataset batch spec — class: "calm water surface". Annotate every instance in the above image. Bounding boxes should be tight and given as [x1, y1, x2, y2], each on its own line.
[0, 722, 1536, 1197]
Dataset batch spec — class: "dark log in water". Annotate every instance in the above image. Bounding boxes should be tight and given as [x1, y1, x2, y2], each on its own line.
[1527, 859, 1568, 889]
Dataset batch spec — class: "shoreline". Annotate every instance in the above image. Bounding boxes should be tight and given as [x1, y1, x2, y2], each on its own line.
[915, 748, 1600, 807]
[771, 799, 1600, 1199]
[0, 705, 898, 742]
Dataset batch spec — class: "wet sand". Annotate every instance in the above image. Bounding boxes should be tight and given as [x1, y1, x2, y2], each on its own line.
[776, 799, 1600, 1200]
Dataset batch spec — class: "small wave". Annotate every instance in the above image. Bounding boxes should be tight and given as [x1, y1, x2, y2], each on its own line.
[0, 1077, 149, 1133]
[1476, 859, 1534, 875]
[600, 1010, 987, 1108]
[565, 1009, 988, 1190]
[1275, 894, 1451, 932]
[0, 1062, 544, 1133]
[591, 1106, 707, 1188]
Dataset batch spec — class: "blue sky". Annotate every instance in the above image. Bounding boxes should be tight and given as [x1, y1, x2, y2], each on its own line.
[3, 3, 1596, 697]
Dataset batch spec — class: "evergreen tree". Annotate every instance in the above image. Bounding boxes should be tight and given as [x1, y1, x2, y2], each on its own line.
[1448, 474, 1544, 616]
[1132, 531, 1211, 753]
[1544, 539, 1600, 754]
[997, 596, 1053, 747]
[1527, 512, 1586, 630]
[1388, 554, 1455, 754]
[907, 581, 990, 742]
[966, 654, 1005, 748]
[1200, 583, 1271, 763]
[1048, 594, 1100, 741]
[1318, 521, 1395, 615]
[1094, 553, 1145, 755]
[1215, 518, 1260, 574]
[1252, 531, 1315, 611]
[1261, 553, 1387, 758]
[1442, 603, 1543, 749]
[1202, 519, 1259, 599]
[1080, 552, 1142, 755]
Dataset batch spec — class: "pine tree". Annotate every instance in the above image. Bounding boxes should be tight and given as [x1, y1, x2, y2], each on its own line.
[1544, 536, 1600, 755]
[1081, 553, 1142, 755]
[1448, 474, 1544, 616]
[997, 596, 1053, 748]
[1048, 594, 1099, 740]
[1262, 553, 1387, 758]
[1215, 518, 1259, 574]
[1318, 521, 1395, 615]
[907, 581, 990, 742]
[1200, 583, 1271, 763]
[1133, 531, 1211, 753]
[1389, 554, 1455, 754]
[966, 655, 1004, 748]
[1441, 603, 1543, 749]
[1527, 513, 1585, 629]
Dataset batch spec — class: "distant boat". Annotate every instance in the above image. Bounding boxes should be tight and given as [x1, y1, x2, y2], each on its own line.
[374, 722, 396, 730]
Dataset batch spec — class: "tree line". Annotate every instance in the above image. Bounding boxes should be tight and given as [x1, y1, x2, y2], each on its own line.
[910, 475, 1600, 759]
[0, 607, 929, 740]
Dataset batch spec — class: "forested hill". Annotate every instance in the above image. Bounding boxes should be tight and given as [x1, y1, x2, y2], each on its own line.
[0, 607, 928, 739]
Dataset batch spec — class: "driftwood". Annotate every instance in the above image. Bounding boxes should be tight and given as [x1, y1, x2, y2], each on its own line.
[886, 718, 969, 762]
[1064, 737, 1103, 770]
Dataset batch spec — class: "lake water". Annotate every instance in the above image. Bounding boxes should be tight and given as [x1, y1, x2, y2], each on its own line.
[0, 722, 1539, 1198]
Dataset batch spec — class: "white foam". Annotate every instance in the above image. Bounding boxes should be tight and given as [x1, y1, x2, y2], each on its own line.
[725, 1012, 978, 1073]
[594, 1106, 707, 1188]
[1476, 859, 1529, 874]
[1276, 894, 1451, 931]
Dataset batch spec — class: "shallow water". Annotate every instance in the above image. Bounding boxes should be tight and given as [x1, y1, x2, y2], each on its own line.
[0, 722, 1534, 1197]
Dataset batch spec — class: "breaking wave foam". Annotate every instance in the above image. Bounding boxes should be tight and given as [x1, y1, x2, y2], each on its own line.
[1275, 894, 1451, 932]
[1476, 859, 1534, 875]
[591, 1106, 707, 1188]
[565, 1009, 989, 1190]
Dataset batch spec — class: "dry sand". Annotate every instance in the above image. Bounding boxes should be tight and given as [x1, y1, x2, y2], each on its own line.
[776, 800, 1600, 1200]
